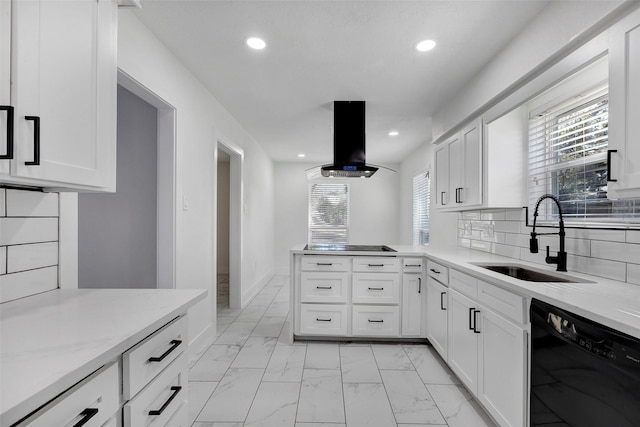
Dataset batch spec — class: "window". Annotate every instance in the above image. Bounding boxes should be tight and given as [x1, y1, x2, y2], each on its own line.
[528, 86, 640, 223]
[413, 171, 430, 245]
[308, 183, 349, 244]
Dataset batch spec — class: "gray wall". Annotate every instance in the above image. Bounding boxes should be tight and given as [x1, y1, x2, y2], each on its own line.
[216, 153, 230, 275]
[78, 85, 158, 288]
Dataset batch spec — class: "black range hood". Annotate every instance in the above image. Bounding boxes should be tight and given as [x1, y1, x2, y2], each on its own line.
[321, 101, 378, 178]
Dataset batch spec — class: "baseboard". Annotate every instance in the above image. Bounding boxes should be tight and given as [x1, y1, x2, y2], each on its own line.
[188, 321, 216, 367]
[241, 268, 275, 307]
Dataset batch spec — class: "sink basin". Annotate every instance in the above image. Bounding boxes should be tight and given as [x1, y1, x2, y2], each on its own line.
[473, 264, 581, 283]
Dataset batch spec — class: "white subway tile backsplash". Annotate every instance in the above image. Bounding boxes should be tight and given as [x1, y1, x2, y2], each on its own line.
[7, 242, 58, 273]
[0, 189, 5, 216]
[568, 256, 627, 282]
[0, 266, 58, 303]
[460, 211, 481, 220]
[470, 240, 492, 252]
[505, 208, 525, 221]
[0, 218, 58, 246]
[0, 246, 6, 274]
[480, 209, 506, 221]
[6, 190, 58, 217]
[565, 228, 626, 242]
[505, 233, 528, 248]
[627, 230, 640, 244]
[494, 243, 519, 259]
[590, 240, 640, 264]
[493, 220, 521, 233]
[627, 263, 640, 286]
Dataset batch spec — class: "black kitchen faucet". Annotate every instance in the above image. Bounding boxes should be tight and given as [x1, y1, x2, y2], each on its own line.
[529, 194, 567, 272]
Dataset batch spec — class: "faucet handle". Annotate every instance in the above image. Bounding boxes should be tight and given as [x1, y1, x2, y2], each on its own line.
[529, 232, 539, 253]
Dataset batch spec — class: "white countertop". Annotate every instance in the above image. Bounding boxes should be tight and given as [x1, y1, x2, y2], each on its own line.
[291, 244, 640, 339]
[0, 288, 207, 426]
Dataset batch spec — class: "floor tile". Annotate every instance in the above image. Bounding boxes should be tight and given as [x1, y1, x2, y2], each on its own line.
[380, 370, 446, 424]
[214, 321, 256, 346]
[371, 344, 414, 370]
[304, 342, 340, 369]
[263, 344, 307, 382]
[295, 424, 346, 427]
[404, 345, 460, 384]
[340, 346, 381, 383]
[264, 300, 290, 317]
[343, 382, 396, 427]
[197, 368, 264, 422]
[190, 344, 241, 381]
[231, 336, 278, 368]
[427, 384, 497, 427]
[192, 423, 243, 427]
[187, 381, 218, 425]
[252, 316, 287, 337]
[296, 369, 345, 423]
[244, 382, 300, 427]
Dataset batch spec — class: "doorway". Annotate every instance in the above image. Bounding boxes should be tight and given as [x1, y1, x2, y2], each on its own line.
[78, 71, 176, 289]
[216, 140, 243, 309]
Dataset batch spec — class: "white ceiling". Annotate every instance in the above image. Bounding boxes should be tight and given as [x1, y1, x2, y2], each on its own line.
[133, 1, 551, 164]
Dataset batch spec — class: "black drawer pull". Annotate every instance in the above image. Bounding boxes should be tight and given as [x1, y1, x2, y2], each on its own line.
[73, 408, 98, 427]
[441, 191, 446, 205]
[24, 116, 40, 165]
[405, 264, 421, 267]
[473, 310, 481, 334]
[149, 386, 182, 416]
[316, 318, 332, 322]
[368, 319, 384, 323]
[430, 268, 440, 274]
[418, 277, 422, 294]
[607, 149, 617, 182]
[368, 264, 384, 267]
[440, 292, 446, 310]
[0, 106, 14, 160]
[368, 287, 384, 290]
[148, 339, 182, 362]
[469, 307, 475, 331]
[316, 263, 333, 266]
[316, 286, 332, 289]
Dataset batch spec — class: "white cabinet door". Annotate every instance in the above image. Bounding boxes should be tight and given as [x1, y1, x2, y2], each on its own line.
[8, 0, 116, 190]
[401, 273, 424, 337]
[460, 120, 482, 207]
[426, 276, 448, 359]
[447, 289, 478, 394]
[0, 0, 11, 175]
[608, 8, 640, 199]
[435, 142, 450, 208]
[477, 307, 527, 427]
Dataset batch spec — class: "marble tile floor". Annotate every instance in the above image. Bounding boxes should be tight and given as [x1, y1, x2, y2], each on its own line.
[189, 275, 497, 427]
[217, 274, 230, 309]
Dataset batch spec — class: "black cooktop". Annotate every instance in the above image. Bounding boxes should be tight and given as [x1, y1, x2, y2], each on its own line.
[304, 244, 397, 252]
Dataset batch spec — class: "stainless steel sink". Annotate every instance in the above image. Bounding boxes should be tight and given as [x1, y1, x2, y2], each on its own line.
[473, 264, 584, 283]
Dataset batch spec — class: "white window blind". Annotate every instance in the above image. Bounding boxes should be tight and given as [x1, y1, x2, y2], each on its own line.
[308, 183, 349, 244]
[528, 87, 640, 223]
[413, 171, 430, 245]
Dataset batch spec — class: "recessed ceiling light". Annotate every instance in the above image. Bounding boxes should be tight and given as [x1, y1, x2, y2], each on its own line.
[246, 37, 266, 50]
[388, 131, 399, 136]
[298, 153, 306, 158]
[415, 39, 436, 52]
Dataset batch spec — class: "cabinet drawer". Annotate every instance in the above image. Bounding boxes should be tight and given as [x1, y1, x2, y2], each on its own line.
[300, 272, 349, 303]
[299, 304, 348, 336]
[124, 353, 188, 427]
[16, 362, 119, 427]
[164, 402, 188, 427]
[352, 306, 399, 337]
[123, 316, 188, 400]
[301, 256, 350, 272]
[426, 260, 449, 285]
[478, 280, 526, 324]
[450, 269, 477, 299]
[403, 257, 424, 273]
[352, 257, 400, 273]
[352, 273, 399, 304]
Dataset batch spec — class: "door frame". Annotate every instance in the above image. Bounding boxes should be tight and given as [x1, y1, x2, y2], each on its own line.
[117, 69, 177, 289]
[216, 138, 243, 309]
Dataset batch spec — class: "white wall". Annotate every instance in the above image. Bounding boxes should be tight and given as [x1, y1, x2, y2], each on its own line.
[78, 85, 158, 289]
[117, 10, 275, 355]
[273, 162, 401, 274]
[216, 159, 230, 275]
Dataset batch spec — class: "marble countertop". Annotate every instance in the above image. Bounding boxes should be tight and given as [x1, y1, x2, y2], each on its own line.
[291, 243, 640, 339]
[0, 288, 207, 426]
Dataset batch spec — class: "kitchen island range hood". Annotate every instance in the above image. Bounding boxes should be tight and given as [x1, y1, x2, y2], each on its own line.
[320, 101, 379, 178]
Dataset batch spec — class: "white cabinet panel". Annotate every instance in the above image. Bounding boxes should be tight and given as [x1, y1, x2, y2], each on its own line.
[0, 1, 10, 176]
[449, 269, 478, 299]
[300, 272, 349, 303]
[300, 304, 348, 336]
[426, 276, 448, 360]
[478, 280, 526, 324]
[352, 305, 399, 337]
[447, 289, 479, 394]
[301, 256, 351, 272]
[401, 273, 425, 337]
[352, 257, 400, 273]
[352, 273, 399, 304]
[426, 260, 449, 284]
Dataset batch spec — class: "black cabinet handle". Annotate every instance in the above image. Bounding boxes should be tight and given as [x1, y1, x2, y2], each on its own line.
[430, 268, 440, 274]
[441, 191, 446, 205]
[316, 318, 332, 322]
[473, 310, 481, 334]
[368, 264, 384, 267]
[469, 307, 475, 331]
[24, 116, 40, 165]
[149, 386, 182, 416]
[0, 106, 14, 159]
[456, 187, 463, 203]
[148, 339, 182, 363]
[316, 286, 332, 289]
[73, 408, 98, 427]
[607, 149, 617, 182]
[317, 263, 333, 266]
[440, 292, 446, 310]
[368, 319, 384, 323]
[405, 264, 421, 267]
[418, 277, 422, 294]
[368, 287, 384, 290]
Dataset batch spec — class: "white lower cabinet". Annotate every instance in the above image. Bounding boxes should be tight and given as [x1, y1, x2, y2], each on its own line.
[300, 303, 348, 336]
[448, 289, 480, 394]
[426, 276, 448, 359]
[352, 305, 399, 337]
[401, 273, 425, 337]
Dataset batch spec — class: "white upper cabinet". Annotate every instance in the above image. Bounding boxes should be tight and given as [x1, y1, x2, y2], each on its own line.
[0, 0, 11, 176]
[608, 7, 640, 199]
[434, 120, 482, 210]
[1, 0, 117, 191]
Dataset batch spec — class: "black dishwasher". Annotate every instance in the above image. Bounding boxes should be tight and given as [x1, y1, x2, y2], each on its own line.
[530, 299, 640, 427]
